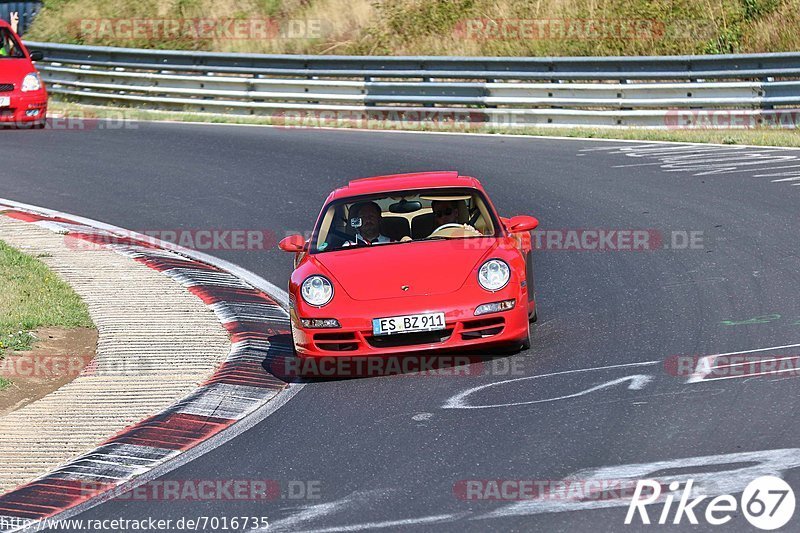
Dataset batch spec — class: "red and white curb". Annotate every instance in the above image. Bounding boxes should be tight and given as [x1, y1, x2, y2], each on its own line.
[0, 199, 301, 532]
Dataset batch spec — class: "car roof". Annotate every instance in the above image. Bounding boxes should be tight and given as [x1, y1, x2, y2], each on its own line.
[327, 171, 483, 202]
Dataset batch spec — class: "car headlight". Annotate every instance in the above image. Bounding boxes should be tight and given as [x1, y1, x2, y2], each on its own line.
[21, 73, 42, 92]
[301, 275, 334, 306]
[478, 259, 510, 291]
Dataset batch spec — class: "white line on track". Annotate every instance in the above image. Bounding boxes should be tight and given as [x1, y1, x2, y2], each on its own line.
[768, 175, 800, 183]
[293, 515, 464, 532]
[443, 360, 660, 409]
[686, 342, 800, 383]
[249, 489, 465, 533]
[591, 143, 800, 184]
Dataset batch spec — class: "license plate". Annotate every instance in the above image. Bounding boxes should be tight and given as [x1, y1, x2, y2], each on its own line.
[372, 312, 446, 336]
[0, 97, 9, 108]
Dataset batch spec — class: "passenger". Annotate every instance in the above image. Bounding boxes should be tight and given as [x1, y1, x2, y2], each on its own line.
[345, 201, 392, 246]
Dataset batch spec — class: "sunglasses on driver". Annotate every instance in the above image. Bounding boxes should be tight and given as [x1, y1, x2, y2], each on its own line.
[434, 207, 456, 217]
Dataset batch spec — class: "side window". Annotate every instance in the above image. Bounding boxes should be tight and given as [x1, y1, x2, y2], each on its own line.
[0, 29, 23, 57]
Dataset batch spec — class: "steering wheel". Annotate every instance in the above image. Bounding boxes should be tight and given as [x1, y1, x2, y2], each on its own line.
[429, 223, 482, 239]
[431, 223, 464, 235]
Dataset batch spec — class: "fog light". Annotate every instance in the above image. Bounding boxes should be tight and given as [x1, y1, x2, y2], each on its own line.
[25, 109, 40, 117]
[301, 318, 340, 328]
[474, 299, 515, 316]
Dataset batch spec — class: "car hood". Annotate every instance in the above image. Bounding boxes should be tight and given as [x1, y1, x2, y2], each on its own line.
[0, 58, 35, 82]
[311, 239, 498, 301]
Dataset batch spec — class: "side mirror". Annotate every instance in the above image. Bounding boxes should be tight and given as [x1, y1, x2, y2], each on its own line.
[279, 234, 306, 253]
[507, 215, 539, 233]
[29, 51, 44, 61]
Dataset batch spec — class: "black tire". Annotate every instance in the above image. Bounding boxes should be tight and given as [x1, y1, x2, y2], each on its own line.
[525, 251, 537, 322]
[520, 320, 531, 350]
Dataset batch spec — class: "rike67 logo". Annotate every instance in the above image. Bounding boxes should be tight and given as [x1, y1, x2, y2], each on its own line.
[626, 476, 795, 530]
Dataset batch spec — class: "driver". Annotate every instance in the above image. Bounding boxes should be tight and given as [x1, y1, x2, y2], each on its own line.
[431, 199, 461, 227]
[1, 12, 20, 57]
[344, 201, 392, 246]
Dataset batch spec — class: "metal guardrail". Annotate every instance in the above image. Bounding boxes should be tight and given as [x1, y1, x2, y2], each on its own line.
[24, 41, 800, 128]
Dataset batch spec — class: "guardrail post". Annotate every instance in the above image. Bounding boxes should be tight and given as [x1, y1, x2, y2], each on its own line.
[422, 77, 434, 107]
[485, 80, 496, 108]
[762, 76, 774, 110]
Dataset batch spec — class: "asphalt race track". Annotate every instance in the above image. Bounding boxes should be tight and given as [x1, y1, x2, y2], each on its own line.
[2, 123, 800, 532]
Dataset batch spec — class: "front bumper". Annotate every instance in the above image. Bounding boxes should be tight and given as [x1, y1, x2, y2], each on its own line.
[291, 288, 531, 357]
[0, 91, 47, 125]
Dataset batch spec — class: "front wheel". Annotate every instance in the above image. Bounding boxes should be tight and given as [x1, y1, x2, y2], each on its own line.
[520, 320, 531, 351]
[525, 251, 537, 322]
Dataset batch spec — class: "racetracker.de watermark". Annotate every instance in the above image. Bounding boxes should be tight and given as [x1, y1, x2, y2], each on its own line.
[2, 111, 138, 131]
[453, 479, 648, 501]
[79, 479, 321, 501]
[665, 354, 800, 379]
[71, 18, 328, 40]
[453, 18, 715, 41]
[267, 355, 525, 379]
[0, 354, 93, 379]
[463, 229, 705, 251]
[64, 229, 278, 252]
[665, 110, 800, 129]
[273, 110, 485, 130]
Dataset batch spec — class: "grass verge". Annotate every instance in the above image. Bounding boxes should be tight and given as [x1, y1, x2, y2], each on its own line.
[23, 0, 800, 56]
[48, 100, 800, 148]
[0, 237, 93, 389]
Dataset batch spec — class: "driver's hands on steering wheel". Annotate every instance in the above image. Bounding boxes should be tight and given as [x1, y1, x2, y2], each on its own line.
[428, 223, 481, 239]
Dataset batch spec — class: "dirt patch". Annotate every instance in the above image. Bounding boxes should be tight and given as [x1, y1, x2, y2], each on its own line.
[0, 327, 97, 416]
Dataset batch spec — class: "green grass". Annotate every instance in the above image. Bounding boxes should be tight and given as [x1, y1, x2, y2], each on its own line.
[48, 100, 800, 148]
[0, 238, 93, 363]
[23, 0, 800, 56]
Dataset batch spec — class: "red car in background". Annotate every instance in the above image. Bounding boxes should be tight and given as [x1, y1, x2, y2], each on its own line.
[0, 19, 47, 128]
[279, 171, 539, 357]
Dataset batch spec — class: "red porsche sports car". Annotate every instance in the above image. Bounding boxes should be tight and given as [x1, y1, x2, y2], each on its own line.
[0, 19, 47, 127]
[279, 171, 539, 357]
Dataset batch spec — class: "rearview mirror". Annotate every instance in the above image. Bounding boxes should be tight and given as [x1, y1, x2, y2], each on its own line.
[29, 51, 44, 61]
[389, 199, 422, 214]
[279, 234, 306, 253]
[507, 215, 539, 233]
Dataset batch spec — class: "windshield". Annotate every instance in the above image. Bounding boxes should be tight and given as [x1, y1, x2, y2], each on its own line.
[310, 188, 499, 253]
[0, 28, 24, 58]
